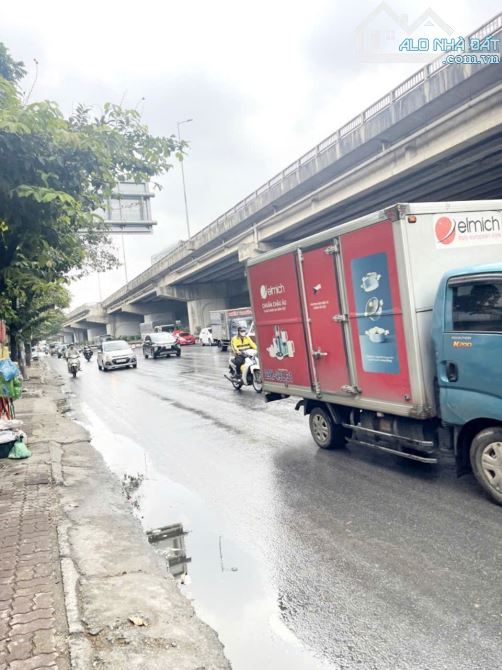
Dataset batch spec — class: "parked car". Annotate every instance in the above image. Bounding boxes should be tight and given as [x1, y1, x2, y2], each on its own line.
[173, 329, 196, 345]
[199, 327, 214, 346]
[97, 339, 137, 371]
[143, 332, 181, 359]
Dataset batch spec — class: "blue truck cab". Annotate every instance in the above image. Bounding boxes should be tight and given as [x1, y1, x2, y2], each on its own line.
[433, 264, 502, 503]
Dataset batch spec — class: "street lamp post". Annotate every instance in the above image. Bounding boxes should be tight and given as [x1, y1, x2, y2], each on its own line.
[177, 118, 193, 240]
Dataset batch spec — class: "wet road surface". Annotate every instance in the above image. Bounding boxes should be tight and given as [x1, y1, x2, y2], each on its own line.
[51, 348, 501, 670]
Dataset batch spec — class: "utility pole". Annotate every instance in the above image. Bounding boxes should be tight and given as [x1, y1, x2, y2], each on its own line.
[177, 118, 193, 239]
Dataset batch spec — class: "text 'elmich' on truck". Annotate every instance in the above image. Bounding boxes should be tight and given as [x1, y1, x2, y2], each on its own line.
[247, 201, 502, 505]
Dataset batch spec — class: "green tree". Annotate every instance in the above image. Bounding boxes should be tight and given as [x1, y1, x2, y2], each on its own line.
[0, 43, 184, 360]
[8, 278, 70, 364]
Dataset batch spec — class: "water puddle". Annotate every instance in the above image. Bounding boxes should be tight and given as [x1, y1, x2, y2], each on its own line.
[74, 401, 333, 670]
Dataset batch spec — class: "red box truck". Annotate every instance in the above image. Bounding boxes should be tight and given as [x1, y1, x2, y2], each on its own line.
[247, 201, 502, 503]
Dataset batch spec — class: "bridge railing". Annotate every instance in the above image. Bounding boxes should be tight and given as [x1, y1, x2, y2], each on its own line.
[103, 11, 502, 309]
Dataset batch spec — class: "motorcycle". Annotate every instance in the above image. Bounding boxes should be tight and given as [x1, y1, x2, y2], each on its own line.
[67, 357, 80, 378]
[225, 348, 262, 393]
[83, 348, 93, 362]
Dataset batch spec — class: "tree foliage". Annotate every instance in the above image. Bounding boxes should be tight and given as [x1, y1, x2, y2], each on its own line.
[0, 42, 184, 344]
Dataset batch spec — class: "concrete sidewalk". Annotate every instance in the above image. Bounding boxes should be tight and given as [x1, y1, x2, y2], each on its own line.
[0, 364, 230, 669]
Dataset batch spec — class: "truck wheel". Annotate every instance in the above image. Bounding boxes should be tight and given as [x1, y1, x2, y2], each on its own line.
[309, 407, 345, 450]
[470, 428, 502, 505]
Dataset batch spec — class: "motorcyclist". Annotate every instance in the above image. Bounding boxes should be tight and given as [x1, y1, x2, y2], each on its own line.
[230, 326, 256, 378]
[83, 344, 93, 359]
[66, 344, 80, 371]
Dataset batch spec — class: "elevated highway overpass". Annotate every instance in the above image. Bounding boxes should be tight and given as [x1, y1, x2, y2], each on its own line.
[65, 12, 502, 340]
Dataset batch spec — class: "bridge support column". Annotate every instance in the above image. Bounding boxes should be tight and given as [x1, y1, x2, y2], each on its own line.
[63, 328, 78, 344]
[187, 298, 228, 335]
[106, 314, 142, 339]
[87, 325, 107, 340]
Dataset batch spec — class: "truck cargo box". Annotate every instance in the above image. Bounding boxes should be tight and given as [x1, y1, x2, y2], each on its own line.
[247, 201, 502, 418]
[210, 307, 253, 350]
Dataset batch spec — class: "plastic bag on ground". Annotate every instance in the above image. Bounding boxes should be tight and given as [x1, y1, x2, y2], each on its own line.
[0, 358, 20, 382]
[8, 440, 31, 459]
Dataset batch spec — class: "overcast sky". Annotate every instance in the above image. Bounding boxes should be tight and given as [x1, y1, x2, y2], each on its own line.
[1, 0, 500, 308]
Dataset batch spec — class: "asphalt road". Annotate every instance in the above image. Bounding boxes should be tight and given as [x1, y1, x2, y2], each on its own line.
[50, 347, 501, 670]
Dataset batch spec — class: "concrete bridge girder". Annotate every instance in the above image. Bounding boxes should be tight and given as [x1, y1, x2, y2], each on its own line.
[112, 304, 149, 316]
[157, 281, 229, 301]
[237, 241, 276, 264]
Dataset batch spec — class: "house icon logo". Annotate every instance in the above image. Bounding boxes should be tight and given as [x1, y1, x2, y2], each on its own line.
[356, 2, 454, 62]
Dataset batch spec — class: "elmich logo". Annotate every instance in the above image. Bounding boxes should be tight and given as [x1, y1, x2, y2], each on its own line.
[435, 216, 456, 245]
[260, 283, 285, 299]
[434, 212, 502, 247]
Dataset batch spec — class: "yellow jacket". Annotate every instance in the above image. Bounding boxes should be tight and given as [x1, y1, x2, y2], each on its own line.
[231, 335, 256, 354]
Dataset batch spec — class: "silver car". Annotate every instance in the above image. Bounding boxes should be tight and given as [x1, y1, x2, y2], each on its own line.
[97, 340, 137, 371]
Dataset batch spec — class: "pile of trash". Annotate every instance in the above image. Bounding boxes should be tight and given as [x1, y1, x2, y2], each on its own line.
[0, 418, 30, 459]
[0, 357, 30, 459]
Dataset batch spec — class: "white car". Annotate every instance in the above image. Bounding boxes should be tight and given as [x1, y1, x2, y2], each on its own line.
[97, 340, 137, 371]
[199, 327, 214, 346]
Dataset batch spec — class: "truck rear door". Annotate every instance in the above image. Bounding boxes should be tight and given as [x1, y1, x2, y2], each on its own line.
[298, 244, 351, 394]
[438, 272, 502, 424]
[248, 253, 312, 391]
[339, 220, 412, 404]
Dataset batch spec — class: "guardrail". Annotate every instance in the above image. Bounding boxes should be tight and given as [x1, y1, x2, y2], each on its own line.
[103, 11, 502, 309]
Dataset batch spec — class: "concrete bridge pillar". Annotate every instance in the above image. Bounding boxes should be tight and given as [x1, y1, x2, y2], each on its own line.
[106, 314, 143, 339]
[64, 327, 87, 343]
[187, 298, 228, 335]
[87, 325, 107, 341]
[63, 328, 77, 344]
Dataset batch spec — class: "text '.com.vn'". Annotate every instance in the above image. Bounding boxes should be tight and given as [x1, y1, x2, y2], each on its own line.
[399, 36, 501, 64]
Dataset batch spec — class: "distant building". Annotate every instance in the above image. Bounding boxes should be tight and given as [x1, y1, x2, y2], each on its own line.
[99, 182, 157, 234]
